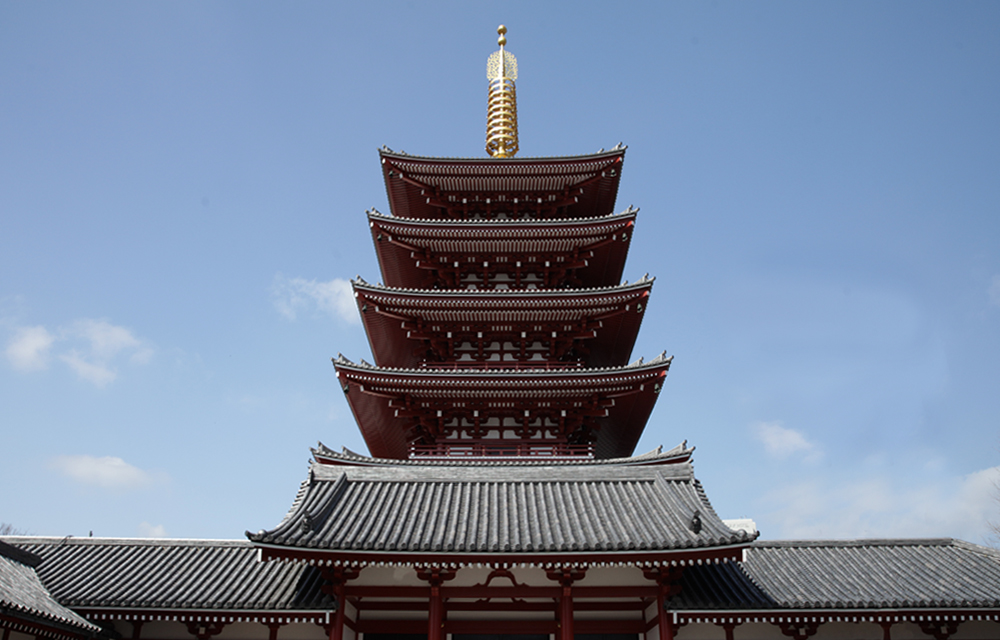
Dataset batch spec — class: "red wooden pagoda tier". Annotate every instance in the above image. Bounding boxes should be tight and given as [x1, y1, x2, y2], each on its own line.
[379, 146, 625, 220]
[353, 275, 652, 369]
[333, 353, 671, 460]
[367, 206, 636, 290]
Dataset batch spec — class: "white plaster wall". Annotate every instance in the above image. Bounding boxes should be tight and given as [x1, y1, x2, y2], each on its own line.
[669, 620, 1000, 640]
[7, 630, 34, 640]
[107, 619, 336, 640]
[809, 621, 884, 640]
[643, 601, 658, 640]
[573, 566, 650, 587]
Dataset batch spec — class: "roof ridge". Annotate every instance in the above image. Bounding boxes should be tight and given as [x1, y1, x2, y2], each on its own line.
[751, 538, 959, 548]
[3, 536, 252, 547]
[0, 538, 42, 567]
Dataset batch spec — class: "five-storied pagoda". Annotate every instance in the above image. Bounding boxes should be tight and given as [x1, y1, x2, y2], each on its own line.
[247, 26, 754, 640]
[7, 26, 1000, 640]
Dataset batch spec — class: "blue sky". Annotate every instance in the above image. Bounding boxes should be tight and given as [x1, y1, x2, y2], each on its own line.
[2, 2, 999, 544]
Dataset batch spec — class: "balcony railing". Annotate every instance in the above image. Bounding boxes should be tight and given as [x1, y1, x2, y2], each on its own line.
[409, 442, 594, 460]
[420, 361, 584, 371]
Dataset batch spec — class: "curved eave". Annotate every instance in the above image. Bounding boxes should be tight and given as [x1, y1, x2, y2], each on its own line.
[333, 356, 671, 460]
[354, 279, 653, 369]
[379, 148, 625, 221]
[333, 352, 671, 379]
[312, 442, 695, 467]
[254, 543, 748, 568]
[378, 146, 627, 164]
[368, 210, 636, 290]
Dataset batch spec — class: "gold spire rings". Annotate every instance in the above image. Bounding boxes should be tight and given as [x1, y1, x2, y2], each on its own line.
[486, 25, 518, 158]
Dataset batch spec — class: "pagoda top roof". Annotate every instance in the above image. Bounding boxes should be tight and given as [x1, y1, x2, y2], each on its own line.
[378, 143, 626, 164]
[313, 441, 693, 467]
[379, 146, 626, 220]
[246, 450, 753, 561]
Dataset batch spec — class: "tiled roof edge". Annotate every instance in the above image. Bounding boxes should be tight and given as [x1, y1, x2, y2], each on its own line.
[0, 538, 42, 567]
[2, 536, 251, 548]
[312, 442, 695, 467]
[750, 538, 960, 549]
[378, 145, 626, 163]
[366, 206, 639, 225]
[0, 601, 104, 635]
[351, 274, 654, 296]
[332, 351, 672, 375]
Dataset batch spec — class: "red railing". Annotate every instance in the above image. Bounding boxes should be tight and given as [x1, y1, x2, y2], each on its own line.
[420, 361, 584, 371]
[409, 442, 594, 459]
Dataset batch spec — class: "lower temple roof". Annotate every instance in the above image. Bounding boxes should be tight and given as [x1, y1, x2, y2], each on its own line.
[676, 539, 1000, 611]
[0, 540, 102, 636]
[3, 538, 328, 612]
[246, 451, 752, 560]
[7, 537, 999, 614]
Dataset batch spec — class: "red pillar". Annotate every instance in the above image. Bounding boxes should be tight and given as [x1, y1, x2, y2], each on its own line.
[328, 584, 345, 640]
[428, 583, 443, 640]
[416, 566, 454, 640]
[656, 585, 674, 640]
[546, 567, 585, 640]
[560, 584, 574, 640]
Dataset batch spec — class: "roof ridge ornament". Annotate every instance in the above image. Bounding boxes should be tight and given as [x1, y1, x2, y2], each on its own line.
[486, 25, 518, 158]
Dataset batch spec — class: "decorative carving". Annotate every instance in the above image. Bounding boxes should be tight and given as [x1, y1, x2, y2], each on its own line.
[918, 620, 960, 640]
[416, 565, 457, 586]
[545, 566, 587, 586]
[184, 621, 227, 640]
[777, 621, 820, 640]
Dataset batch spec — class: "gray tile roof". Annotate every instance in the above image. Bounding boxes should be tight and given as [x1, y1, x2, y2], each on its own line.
[247, 457, 753, 554]
[0, 539, 102, 635]
[6, 537, 999, 615]
[4, 538, 329, 612]
[674, 538, 1000, 611]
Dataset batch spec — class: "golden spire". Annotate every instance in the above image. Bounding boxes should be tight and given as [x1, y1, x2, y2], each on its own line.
[486, 25, 518, 158]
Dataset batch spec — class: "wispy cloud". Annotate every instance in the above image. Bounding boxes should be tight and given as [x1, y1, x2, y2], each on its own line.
[60, 352, 117, 387]
[758, 465, 1000, 542]
[989, 274, 1000, 307]
[752, 421, 820, 461]
[271, 274, 358, 324]
[49, 455, 155, 490]
[137, 522, 167, 538]
[4, 319, 151, 387]
[5, 325, 55, 371]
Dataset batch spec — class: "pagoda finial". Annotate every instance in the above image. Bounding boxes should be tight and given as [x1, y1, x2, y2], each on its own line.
[486, 25, 518, 158]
